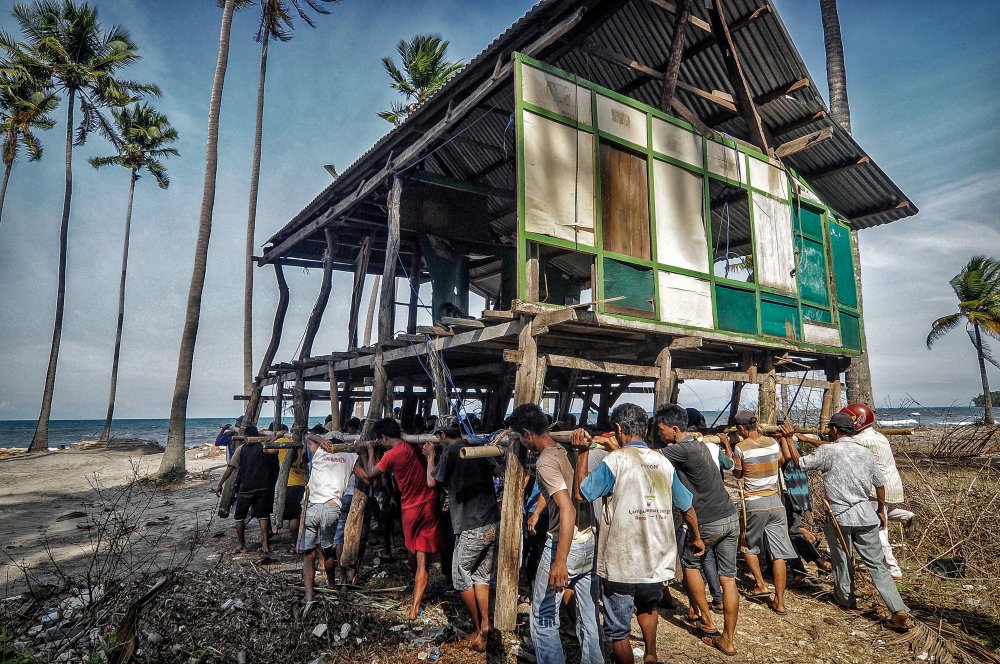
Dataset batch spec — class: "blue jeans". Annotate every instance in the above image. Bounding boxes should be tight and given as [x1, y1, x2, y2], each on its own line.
[530, 538, 602, 664]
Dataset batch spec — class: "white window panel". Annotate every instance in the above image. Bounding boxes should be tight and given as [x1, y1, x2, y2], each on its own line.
[706, 140, 747, 184]
[752, 193, 796, 293]
[803, 322, 841, 347]
[651, 117, 702, 167]
[522, 112, 596, 246]
[596, 94, 647, 147]
[521, 64, 592, 125]
[652, 160, 708, 273]
[748, 154, 789, 200]
[659, 271, 714, 329]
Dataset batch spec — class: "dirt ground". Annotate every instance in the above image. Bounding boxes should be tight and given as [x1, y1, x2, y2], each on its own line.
[1, 435, 997, 663]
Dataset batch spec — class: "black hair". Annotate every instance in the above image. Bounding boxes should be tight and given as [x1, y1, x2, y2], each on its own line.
[324, 414, 333, 423]
[310, 424, 326, 435]
[652, 404, 688, 431]
[344, 417, 361, 434]
[269, 421, 288, 433]
[830, 422, 855, 436]
[685, 408, 707, 431]
[244, 424, 260, 437]
[372, 417, 401, 439]
[611, 402, 649, 438]
[506, 403, 550, 437]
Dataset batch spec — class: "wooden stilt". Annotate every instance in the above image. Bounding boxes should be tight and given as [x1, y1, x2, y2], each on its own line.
[328, 365, 340, 431]
[246, 263, 289, 424]
[406, 245, 421, 335]
[299, 228, 335, 360]
[759, 353, 777, 425]
[276, 371, 308, 530]
[348, 236, 373, 350]
[494, 320, 547, 633]
[654, 346, 674, 409]
[273, 379, 284, 429]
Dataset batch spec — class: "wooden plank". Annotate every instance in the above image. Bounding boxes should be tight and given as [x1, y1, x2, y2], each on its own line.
[654, 346, 673, 408]
[758, 354, 777, 425]
[774, 127, 834, 158]
[328, 365, 340, 430]
[849, 200, 910, 224]
[801, 155, 869, 180]
[772, 110, 827, 137]
[642, 0, 712, 33]
[543, 353, 660, 379]
[601, 143, 651, 260]
[677, 81, 737, 111]
[708, 0, 770, 153]
[669, 336, 703, 350]
[481, 309, 515, 321]
[680, 3, 772, 62]
[659, 0, 691, 110]
[261, 8, 587, 264]
[756, 77, 810, 105]
[441, 316, 485, 329]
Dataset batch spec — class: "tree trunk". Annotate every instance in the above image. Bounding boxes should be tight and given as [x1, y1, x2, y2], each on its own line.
[975, 323, 995, 425]
[243, 34, 270, 397]
[100, 170, 138, 443]
[820, 0, 852, 134]
[0, 160, 12, 228]
[28, 90, 75, 453]
[160, 0, 237, 477]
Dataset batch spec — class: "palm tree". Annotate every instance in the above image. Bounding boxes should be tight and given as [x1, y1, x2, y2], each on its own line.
[2, 0, 158, 453]
[89, 103, 178, 443]
[242, 0, 337, 399]
[0, 75, 58, 226]
[927, 256, 1000, 425]
[819, 0, 872, 408]
[160, 0, 251, 478]
[378, 34, 463, 124]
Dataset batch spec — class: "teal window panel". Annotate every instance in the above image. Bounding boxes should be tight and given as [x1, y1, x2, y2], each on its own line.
[802, 305, 833, 324]
[715, 285, 757, 335]
[829, 223, 859, 309]
[760, 293, 799, 340]
[793, 204, 824, 241]
[603, 258, 655, 317]
[840, 311, 862, 350]
[795, 235, 830, 307]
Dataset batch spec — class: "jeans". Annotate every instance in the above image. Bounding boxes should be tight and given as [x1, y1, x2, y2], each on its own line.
[530, 538, 602, 664]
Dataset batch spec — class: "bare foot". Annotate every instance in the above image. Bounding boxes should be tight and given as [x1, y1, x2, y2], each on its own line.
[467, 632, 486, 652]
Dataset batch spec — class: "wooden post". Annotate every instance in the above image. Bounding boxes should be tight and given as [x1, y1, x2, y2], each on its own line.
[276, 371, 308, 530]
[654, 346, 674, 409]
[556, 369, 579, 423]
[780, 382, 789, 420]
[728, 381, 744, 424]
[348, 235, 373, 349]
[378, 178, 402, 344]
[246, 263, 289, 424]
[759, 354, 777, 425]
[299, 228, 335, 360]
[494, 320, 547, 633]
[658, 0, 691, 110]
[406, 244, 421, 335]
[339, 378, 353, 426]
[596, 378, 613, 425]
[328, 364, 340, 431]
[827, 359, 842, 414]
[273, 379, 284, 430]
[362, 276, 380, 347]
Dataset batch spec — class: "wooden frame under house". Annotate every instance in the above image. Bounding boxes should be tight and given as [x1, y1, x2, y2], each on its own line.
[243, 0, 916, 631]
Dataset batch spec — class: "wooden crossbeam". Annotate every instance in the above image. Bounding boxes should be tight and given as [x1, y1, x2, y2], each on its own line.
[801, 155, 869, 180]
[773, 110, 827, 136]
[774, 127, 834, 158]
[849, 200, 910, 224]
[658, 0, 692, 110]
[756, 77, 810, 105]
[641, 0, 711, 33]
[261, 7, 586, 263]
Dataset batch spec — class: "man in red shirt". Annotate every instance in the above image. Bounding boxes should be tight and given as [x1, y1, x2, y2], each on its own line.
[360, 417, 440, 620]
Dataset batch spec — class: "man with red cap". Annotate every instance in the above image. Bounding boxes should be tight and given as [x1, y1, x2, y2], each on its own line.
[839, 404, 914, 580]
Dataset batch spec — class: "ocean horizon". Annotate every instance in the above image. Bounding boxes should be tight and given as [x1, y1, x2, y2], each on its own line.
[0, 403, 987, 450]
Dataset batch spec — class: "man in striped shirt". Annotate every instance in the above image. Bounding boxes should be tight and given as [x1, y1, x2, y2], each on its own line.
[732, 410, 798, 615]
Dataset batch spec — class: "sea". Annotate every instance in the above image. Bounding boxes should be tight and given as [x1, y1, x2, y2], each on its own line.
[0, 405, 987, 450]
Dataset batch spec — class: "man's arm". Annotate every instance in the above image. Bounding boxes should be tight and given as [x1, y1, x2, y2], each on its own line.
[423, 442, 441, 488]
[215, 465, 234, 495]
[875, 484, 887, 530]
[570, 428, 592, 503]
[527, 492, 546, 535]
[672, 474, 704, 556]
[717, 447, 735, 470]
[548, 489, 576, 592]
[731, 439, 745, 479]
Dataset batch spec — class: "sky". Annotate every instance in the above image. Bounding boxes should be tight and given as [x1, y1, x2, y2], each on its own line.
[0, 0, 997, 423]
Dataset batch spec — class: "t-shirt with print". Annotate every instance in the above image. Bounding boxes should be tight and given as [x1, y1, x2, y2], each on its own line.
[308, 450, 357, 507]
[432, 440, 499, 533]
[733, 436, 781, 501]
[534, 443, 594, 542]
[377, 442, 436, 509]
[662, 437, 737, 525]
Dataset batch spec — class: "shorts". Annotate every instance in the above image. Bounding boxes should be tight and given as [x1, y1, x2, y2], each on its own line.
[333, 492, 353, 546]
[683, 512, 739, 577]
[452, 522, 498, 592]
[401, 500, 441, 554]
[600, 579, 663, 641]
[283, 485, 306, 522]
[745, 493, 797, 560]
[302, 502, 341, 551]
[234, 490, 273, 521]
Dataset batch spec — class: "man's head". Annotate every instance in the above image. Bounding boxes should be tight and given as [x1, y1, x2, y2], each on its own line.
[611, 402, 649, 445]
[828, 412, 855, 439]
[733, 410, 758, 438]
[372, 417, 402, 445]
[344, 417, 361, 434]
[310, 424, 326, 435]
[685, 408, 707, 432]
[652, 404, 688, 445]
[506, 403, 550, 452]
[839, 403, 875, 433]
[235, 415, 244, 426]
[244, 424, 259, 437]
[433, 414, 463, 443]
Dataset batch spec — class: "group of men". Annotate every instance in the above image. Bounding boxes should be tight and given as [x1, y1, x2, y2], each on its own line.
[214, 398, 915, 661]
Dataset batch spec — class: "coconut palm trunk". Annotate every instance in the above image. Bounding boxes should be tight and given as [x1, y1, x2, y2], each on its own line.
[99, 169, 138, 443]
[243, 32, 269, 399]
[28, 90, 75, 452]
[160, 0, 238, 476]
[974, 322, 995, 424]
[820, 0, 873, 408]
[0, 161, 11, 227]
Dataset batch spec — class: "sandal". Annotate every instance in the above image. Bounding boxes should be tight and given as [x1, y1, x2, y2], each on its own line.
[701, 635, 737, 657]
[767, 600, 788, 616]
[696, 622, 721, 637]
[882, 619, 912, 633]
[711, 602, 724, 614]
[747, 591, 772, 601]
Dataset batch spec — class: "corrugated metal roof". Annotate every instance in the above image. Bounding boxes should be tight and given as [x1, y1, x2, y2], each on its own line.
[264, 0, 915, 261]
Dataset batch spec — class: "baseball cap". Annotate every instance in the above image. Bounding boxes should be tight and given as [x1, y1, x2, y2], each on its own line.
[433, 414, 462, 435]
[829, 412, 855, 431]
[733, 410, 758, 427]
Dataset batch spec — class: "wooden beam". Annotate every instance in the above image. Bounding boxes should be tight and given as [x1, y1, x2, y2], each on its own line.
[849, 200, 910, 224]
[654, 346, 674, 408]
[773, 110, 827, 137]
[246, 263, 290, 424]
[642, 0, 712, 33]
[261, 7, 586, 264]
[708, 0, 770, 153]
[677, 81, 736, 112]
[299, 228, 336, 360]
[774, 127, 834, 158]
[658, 0, 692, 111]
[801, 155, 869, 180]
[402, 169, 514, 201]
[756, 77, 810, 105]
[670, 96, 716, 137]
[378, 178, 402, 343]
[347, 235, 373, 349]
[518, 352, 660, 379]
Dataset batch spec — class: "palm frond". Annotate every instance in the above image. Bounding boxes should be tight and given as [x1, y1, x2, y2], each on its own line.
[927, 313, 963, 349]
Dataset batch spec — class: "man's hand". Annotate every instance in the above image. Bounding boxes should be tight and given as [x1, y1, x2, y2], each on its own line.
[570, 428, 592, 449]
[422, 442, 435, 459]
[594, 434, 619, 451]
[527, 512, 539, 535]
[215, 483, 223, 496]
[689, 536, 706, 558]
[778, 421, 795, 438]
[548, 560, 568, 592]
[878, 503, 888, 531]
